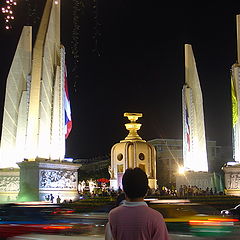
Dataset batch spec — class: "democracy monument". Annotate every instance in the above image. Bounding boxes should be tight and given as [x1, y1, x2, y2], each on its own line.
[177, 15, 240, 196]
[109, 113, 157, 190]
[2, 0, 240, 200]
[0, 0, 79, 202]
[222, 15, 240, 196]
[175, 43, 215, 190]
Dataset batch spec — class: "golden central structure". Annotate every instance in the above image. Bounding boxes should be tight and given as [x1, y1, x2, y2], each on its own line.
[110, 113, 157, 190]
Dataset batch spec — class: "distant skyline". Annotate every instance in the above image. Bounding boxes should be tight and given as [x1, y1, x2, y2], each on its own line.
[1, 1, 240, 158]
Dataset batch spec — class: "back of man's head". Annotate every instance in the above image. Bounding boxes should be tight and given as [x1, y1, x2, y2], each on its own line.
[122, 168, 148, 199]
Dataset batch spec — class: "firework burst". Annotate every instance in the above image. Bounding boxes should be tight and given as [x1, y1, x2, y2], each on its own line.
[1, 0, 17, 30]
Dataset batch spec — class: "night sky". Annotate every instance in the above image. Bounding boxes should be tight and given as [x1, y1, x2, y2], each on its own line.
[1, 1, 240, 159]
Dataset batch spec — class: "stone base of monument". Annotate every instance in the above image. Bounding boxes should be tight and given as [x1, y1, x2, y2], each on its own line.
[223, 163, 240, 196]
[176, 171, 214, 191]
[17, 159, 81, 203]
[0, 168, 19, 202]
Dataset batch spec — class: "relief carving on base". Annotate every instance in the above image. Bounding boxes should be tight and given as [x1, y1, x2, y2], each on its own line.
[39, 169, 77, 189]
[0, 176, 19, 192]
[227, 173, 240, 189]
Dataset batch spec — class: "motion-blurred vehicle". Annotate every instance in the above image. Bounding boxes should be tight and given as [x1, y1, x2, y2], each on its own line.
[5, 200, 240, 240]
[221, 204, 240, 219]
[147, 199, 240, 239]
[9, 234, 104, 240]
[7, 212, 107, 240]
[0, 202, 93, 239]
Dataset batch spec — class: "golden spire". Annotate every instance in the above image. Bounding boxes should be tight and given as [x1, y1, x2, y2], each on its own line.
[121, 113, 145, 142]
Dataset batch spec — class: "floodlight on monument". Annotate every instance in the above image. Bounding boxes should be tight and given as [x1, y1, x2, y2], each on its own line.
[25, 147, 37, 161]
[0, 146, 18, 168]
[49, 143, 65, 161]
[192, 146, 208, 172]
[38, 133, 51, 159]
[184, 144, 208, 172]
[178, 166, 185, 175]
[63, 158, 73, 162]
[226, 162, 239, 166]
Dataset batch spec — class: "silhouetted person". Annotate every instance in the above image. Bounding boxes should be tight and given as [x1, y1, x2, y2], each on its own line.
[50, 194, 54, 203]
[56, 195, 61, 204]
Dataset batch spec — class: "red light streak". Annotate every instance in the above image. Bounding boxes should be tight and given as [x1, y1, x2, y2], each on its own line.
[189, 218, 238, 226]
[43, 225, 73, 230]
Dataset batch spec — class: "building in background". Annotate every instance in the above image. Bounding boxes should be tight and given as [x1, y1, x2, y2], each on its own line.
[74, 155, 110, 180]
[149, 138, 229, 191]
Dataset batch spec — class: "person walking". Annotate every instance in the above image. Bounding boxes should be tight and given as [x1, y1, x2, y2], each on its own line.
[105, 167, 169, 240]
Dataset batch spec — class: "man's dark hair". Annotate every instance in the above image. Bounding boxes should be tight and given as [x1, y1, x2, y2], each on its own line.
[122, 168, 148, 199]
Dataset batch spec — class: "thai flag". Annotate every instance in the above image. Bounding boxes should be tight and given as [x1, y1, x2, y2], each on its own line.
[64, 65, 72, 138]
[186, 109, 191, 152]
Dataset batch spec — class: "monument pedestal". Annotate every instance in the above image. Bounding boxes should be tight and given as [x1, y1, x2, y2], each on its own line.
[17, 159, 81, 202]
[0, 168, 19, 202]
[223, 163, 240, 196]
[176, 171, 214, 191]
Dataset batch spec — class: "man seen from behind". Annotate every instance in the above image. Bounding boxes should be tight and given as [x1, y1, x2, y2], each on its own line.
[105, 167, 169, 240]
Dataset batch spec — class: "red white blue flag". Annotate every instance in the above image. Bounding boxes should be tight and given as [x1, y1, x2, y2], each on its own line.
[64, 65, 72, 138]
[186, 108, 191, 152]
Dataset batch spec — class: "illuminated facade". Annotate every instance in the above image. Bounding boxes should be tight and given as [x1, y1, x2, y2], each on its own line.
[231, 15, 240, 163]
[0, 0, 78, 202]
[110, 113, 157, 190]
[0, 0, 65, 169]
[223, 15, 240, 196]
[182, 44, 208, 172]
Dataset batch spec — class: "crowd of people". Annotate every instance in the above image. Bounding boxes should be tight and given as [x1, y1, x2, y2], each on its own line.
[178, 185, 220, 197]
[148, 185, 223, 197]
[77, 183, 223, 200]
